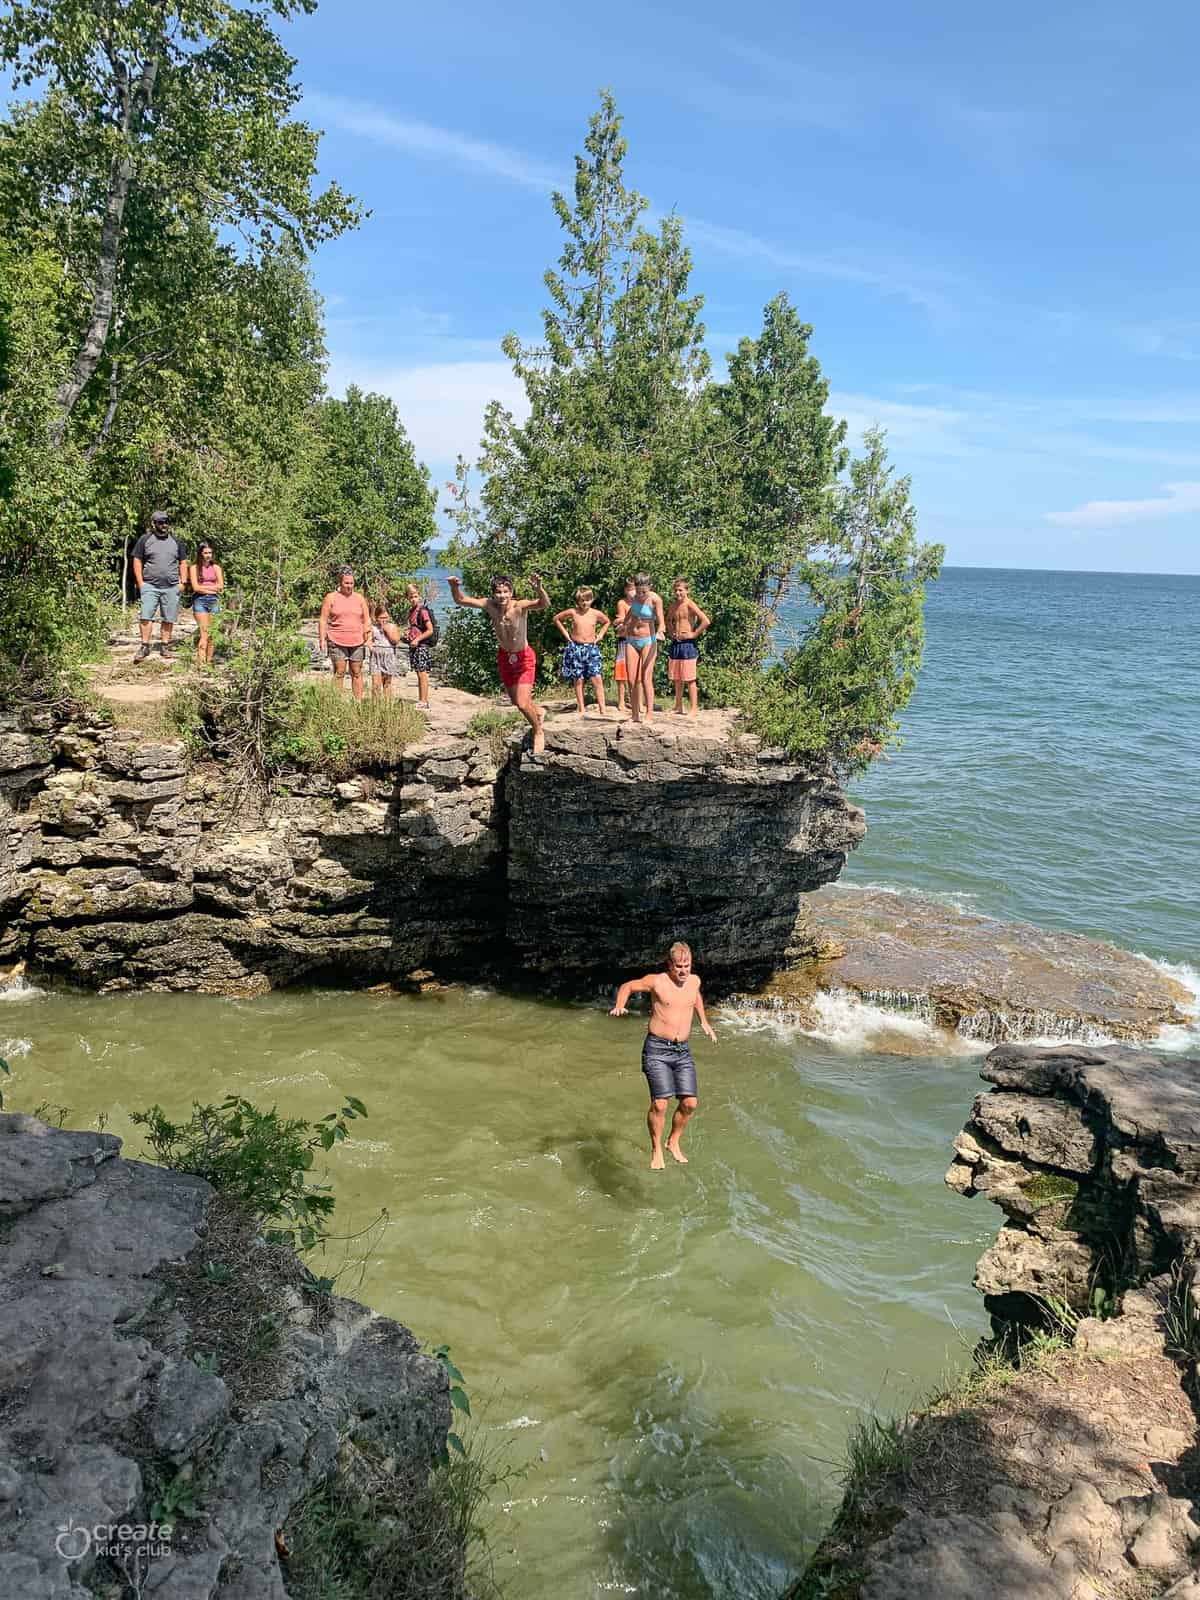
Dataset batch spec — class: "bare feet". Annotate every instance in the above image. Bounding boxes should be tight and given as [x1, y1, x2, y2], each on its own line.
[532, 711, 546, 755]
[666, 1141, 688, 1164]
[673, 707, 685, 715]
[650, 1148, 665, 1170]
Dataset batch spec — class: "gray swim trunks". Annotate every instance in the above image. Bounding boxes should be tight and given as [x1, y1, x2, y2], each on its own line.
[641, 1034, 698, 1100]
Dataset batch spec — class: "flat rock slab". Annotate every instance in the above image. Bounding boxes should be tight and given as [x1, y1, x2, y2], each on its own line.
[803, 884, 1191, 1041]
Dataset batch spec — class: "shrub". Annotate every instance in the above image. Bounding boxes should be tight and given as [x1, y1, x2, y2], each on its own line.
[131, 1092, 368, 1251]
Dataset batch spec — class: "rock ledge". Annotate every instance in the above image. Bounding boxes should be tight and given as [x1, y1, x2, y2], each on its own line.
[0, 1113, 449, 1599]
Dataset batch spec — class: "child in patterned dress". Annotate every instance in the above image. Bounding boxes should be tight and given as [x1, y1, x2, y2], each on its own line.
[553, 587, 611, 715]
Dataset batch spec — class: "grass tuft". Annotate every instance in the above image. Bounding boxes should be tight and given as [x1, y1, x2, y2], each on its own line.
[464, 708, 525, 763]
[271, 682, 427, 776]
[283, 1419, 518, 1600]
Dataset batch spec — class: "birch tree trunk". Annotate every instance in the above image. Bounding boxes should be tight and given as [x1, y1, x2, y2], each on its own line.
[48, 49, 160, 446]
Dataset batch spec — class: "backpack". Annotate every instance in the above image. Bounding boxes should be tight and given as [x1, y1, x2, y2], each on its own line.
[416, 604, 439, 648]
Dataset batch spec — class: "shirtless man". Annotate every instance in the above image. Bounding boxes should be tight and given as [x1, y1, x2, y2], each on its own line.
[609, 941, 717, 1169]
[448, 572, 550, 754]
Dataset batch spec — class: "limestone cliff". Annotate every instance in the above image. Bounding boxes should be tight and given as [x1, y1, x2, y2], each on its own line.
[0, 703, 864, 994]
[791, 1044, 1200, 1600]
[0, 1112, 450, 1599]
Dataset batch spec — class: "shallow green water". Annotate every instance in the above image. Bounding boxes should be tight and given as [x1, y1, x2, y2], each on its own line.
[3, 984, 991, 1598]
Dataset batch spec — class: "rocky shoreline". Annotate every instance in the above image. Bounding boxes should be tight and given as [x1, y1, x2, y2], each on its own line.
[4, 705, 1192, 1051]
[0, 701, 864, 995]
[0, 1112, 451, 1599]
[792, 1043, 1200, 1599]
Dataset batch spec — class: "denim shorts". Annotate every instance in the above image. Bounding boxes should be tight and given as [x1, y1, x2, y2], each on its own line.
[641, 1035, 698, 1100]
[140, 584, 180, 623]
[192, 594, 220, 615]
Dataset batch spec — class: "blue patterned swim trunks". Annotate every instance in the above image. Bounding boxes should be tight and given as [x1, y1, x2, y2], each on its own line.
[561, 640, 602, 681]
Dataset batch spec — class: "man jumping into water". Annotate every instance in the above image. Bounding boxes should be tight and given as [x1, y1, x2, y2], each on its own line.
[609, 941, 717, 1169]
[448, 571, 550, 754]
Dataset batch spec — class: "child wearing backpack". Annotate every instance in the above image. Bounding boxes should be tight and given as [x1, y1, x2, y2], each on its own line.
[404, 583, 437, 710]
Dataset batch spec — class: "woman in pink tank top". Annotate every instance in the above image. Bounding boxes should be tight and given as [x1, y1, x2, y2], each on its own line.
[189, 542, 224, 666]
[317, 566, 371, 699]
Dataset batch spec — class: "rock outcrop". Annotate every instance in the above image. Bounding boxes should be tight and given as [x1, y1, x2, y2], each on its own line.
[791, 1044, 1200, 1600]
[506, 715, 863, 985]
[753, 886, 1192, 1044]
[0, 1112, 449, 1599]
[0, 703, 865, 995]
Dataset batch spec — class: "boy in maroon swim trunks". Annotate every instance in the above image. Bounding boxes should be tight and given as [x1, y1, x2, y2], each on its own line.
[448, 571, 551, 753]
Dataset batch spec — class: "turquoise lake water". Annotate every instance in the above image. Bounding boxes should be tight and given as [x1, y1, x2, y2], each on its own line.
[846, 567, 1199, 972]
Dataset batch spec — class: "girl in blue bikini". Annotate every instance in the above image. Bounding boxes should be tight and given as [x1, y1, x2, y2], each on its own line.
[622, 572, 665, 723]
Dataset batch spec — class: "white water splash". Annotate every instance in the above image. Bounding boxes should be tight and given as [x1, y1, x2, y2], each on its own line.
[0, 975, 44, 1003]
[1, 1038, 32, 1058]
[802, 988, 982, 1056]
[1148, 959, 1200, 1053]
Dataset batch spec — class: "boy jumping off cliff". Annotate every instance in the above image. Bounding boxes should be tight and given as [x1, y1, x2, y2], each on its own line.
[610, 942, 717, 1169]
[448, 572, 551, 753]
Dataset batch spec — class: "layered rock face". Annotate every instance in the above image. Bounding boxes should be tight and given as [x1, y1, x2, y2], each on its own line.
[506, 716, 865, 985]
[947, 1042, 1200, 1329]
[0, 706, 864, 994]
[0, 1112, 449, 1600]
[793, 1044, 1200, 1600]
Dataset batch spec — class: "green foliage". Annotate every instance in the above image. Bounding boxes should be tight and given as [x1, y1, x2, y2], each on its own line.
[130, 1092, 368, 1252]
[265, 680, 427, 777]
[743, 428, 944, 770]
[0, 249, 105, 682]
[148, 1466, 201, 1528]
[305, 385, 436, 604]
[0, 0, 406, 708]
[464, 707, 524, 762]
[1022, 1173, 1079, 1205]
[1163, 1261, 1200, 1360]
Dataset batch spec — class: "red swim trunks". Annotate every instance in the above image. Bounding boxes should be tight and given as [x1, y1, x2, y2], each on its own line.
[497, 646, 537, 690]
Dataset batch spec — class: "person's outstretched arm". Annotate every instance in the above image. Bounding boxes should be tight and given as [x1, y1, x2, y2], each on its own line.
[610, 975, 655, 1016]
[524, 573, 551, 612]
[448, 575, 488, 610]
[693, 984, 718, 1043]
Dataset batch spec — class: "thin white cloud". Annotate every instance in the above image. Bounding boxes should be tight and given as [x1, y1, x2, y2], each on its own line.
[312, 92, 956, 323]
[828, 391, 969, 455]
[324, 357, 528, 470]
[684, 217, 959, 324]
[1046, 481, 1200, 528]
[307, 91, 557, 192]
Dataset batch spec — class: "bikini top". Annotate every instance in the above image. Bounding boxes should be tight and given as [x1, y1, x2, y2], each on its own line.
[631, 599, 655, 621]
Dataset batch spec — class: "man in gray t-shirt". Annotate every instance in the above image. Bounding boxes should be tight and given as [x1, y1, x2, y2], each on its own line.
[132, 511, 188, 660]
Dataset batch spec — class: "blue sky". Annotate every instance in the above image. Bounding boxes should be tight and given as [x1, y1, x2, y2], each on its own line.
[287, 0, 1199, 573]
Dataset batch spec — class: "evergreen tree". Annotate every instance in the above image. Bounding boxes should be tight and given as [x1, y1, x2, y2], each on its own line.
[306, 386, 436, 602]
[748, 427, 945, 768]
[444, 93, 712, 689]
